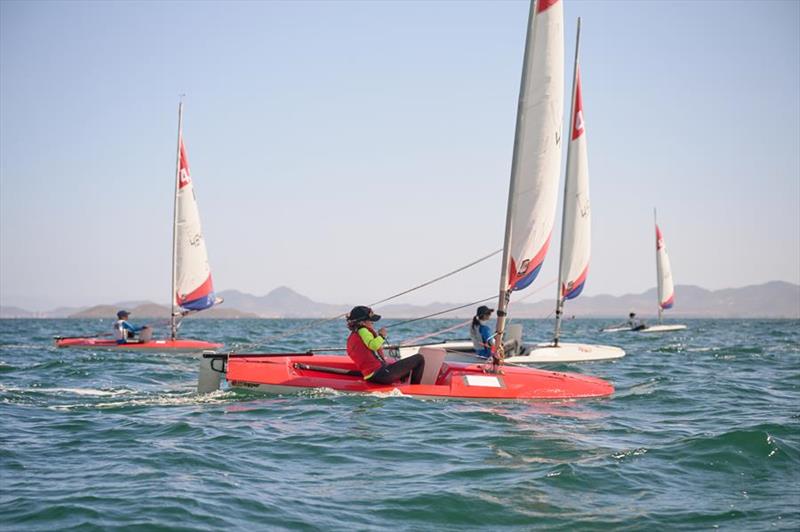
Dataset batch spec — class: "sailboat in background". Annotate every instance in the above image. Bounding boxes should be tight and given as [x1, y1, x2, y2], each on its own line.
[56, 102, 224, 352]
[640, 210, 687, 332]
[198, 0, 614, 400]
[601, 210, 687, 333]
[505, 18, 624, 363]
[170, 101, 224, 334]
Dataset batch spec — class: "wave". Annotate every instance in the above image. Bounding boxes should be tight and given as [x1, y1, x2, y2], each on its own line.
[48, 389, 234, 411]
[654, 426, 800, 468]
[0, 384, 134, 397]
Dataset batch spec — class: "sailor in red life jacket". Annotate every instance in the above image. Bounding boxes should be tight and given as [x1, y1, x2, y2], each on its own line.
[346, 306, 425, 385]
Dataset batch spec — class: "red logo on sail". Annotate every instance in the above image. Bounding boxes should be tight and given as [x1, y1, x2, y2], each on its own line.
[572, 67, 585, 141]
[179, 136, 192, 189]
[537, 0, 560, 13]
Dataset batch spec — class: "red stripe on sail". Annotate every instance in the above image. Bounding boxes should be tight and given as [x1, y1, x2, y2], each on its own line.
[178, 136, 192, 189]
[537, 0, 560, 13]
[508, 233, 552, 289]
[656, 225, 664, 250]
[563, 263, 589, 298]
[177, 274, 214, 306]
[572, 67, 585, 141]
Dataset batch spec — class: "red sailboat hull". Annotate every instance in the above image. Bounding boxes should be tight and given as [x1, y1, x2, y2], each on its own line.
[224, 354, 613, 400]
[55, 337, 222, 352]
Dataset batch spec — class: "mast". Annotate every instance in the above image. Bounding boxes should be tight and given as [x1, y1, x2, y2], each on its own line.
[553, 17, 581, 347]
[654, 207, 662, 324]
[171, 100, 183, 340]
[495, 0, 538, 363]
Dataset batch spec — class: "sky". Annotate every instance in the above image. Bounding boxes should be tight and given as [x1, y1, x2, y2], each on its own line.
[1, 0, 799, 311]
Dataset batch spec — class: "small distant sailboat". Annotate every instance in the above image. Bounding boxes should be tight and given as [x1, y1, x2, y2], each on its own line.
[198, 0, 614, 400]
[601, 210, 686, 333]
[505, 19, 624, 363]
[56, 102, 224, 352]
[639, 210, 686, 332]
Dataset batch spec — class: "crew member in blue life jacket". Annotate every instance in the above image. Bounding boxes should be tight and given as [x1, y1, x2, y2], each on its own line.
[114, 310, 149, 344]
[470, 305, 495, 358]
[345, 306, 425, 384]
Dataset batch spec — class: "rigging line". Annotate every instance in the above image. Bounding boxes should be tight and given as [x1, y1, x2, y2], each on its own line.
[385, 277, 558, 331]
[368, 248, 502, 308]
[230, 248, 502, 350]
[508, 277, 558, 304]
[384, 295, 497, 329]
[398, 318, 473, 346]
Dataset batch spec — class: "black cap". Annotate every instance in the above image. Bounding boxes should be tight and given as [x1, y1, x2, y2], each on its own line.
[477, 305, 494, 317]
[629, 312, 636, 318]
[117, 310, 130, 318]
[348, 306, 381, 322]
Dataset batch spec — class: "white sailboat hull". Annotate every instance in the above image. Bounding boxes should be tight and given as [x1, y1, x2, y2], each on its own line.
[639, 324, 687, 333]
[601, 326, 635, 333]
[393, 337, 624, 364]
[601, 324, 686, 333]
[391, 341, 497, 365]
[506, 342, 625, 364]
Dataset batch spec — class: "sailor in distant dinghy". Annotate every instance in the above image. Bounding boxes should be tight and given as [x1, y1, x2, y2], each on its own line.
[113, 310, 151, 344]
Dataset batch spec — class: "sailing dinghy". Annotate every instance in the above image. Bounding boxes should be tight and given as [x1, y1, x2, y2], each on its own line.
[197, 0, 614, 400]
[601, 212, 686, 333]
[504, 19, 623, 364]
[640, 212, 686, 332]
[56, 103, 223, 352]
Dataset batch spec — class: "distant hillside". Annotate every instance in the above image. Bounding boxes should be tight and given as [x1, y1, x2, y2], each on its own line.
[218, 287, 348, 318]
[69, 303, 258, 319]
[0, 306, 36, 318]
[513, 281, 799, 319]
[3, 281, 798, 319]
[222, 282, 799, 319]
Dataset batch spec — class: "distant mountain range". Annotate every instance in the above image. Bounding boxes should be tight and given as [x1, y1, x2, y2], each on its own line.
[0, 303, 259, 319]
[1, 281, 798, 319]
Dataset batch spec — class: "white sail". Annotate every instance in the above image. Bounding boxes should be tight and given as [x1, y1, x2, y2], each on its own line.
[174, 117, 216, 313]
[505, 0, 565, 291]
[559, 64, 590, 300]
[655, 223, 675, 310]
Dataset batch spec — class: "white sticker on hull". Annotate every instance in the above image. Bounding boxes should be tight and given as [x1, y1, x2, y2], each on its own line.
[464, 375, 503, 388]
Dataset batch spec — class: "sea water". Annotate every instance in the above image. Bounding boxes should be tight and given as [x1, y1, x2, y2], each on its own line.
[1, 318, 798, 531]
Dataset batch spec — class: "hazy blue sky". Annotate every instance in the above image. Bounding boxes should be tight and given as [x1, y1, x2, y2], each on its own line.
[2, 0, 798, 311]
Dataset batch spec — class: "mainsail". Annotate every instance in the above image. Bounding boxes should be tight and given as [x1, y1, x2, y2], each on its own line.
[172, 103, 217, 318]
[505, 0, 565, 292]
[559, 57, 590, 301]
[553, 18, 589, 346]
[496, 0, 564, 355]
[655, 220, 675, 312]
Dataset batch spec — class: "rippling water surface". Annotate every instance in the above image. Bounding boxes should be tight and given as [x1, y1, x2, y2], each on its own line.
[1, 318, 798, 530]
